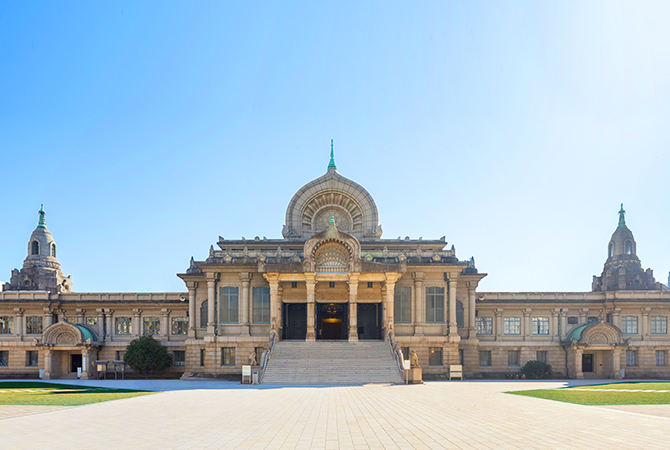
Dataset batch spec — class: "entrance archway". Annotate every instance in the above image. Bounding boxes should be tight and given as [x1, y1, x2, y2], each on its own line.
[317, 303, 348, 340]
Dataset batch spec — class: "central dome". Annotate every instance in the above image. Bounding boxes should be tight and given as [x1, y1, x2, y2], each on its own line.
[282, 143, 382, 240]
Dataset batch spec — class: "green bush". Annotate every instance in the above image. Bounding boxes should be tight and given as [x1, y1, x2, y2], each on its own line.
[520, 360, 553, 379]
[123, 335, 173, 377]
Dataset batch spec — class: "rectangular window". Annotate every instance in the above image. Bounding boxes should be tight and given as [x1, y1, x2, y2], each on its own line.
[143, 316, 160, 335]
[221, 347, 235, 366]
[173, 350, 185, 367]
[567, 316, 578, 325]
[429, 347, 443, 366]
[394, 286, 411, 323]
[26, 350, 38, 367]
[536, 351, 548, 364]
[504, 317, 521, 335]
[476, 317, 493, 335]
[508, 350, 520, 366]
[626, 350, 638, 366]
[86, 316, 98, 326]
[25, 316, 43, 335]
[622, 316, 638, 334]
[651, 316, 668, 334]
[588, 316, 598, 323]
[479, 350, 491, 367]
[329, 282, 335, 288]
[367, 282, 373, 289]
[252, 287, 270, 324]
[532, 317, 549, 335]
[0, 316, 13, 334]
[115, 317, 132, 335]
[219, 286, 239, 324]
[459, 349, 464, 365]
[425, 287, 445, 323]
[0, 351, 8, 366]
[656, 350, 666, 367]
[291, 281, 297, 288]
[200, 349, 206, 367]
[200, 301, 208, 328]
[171, 317, 188, 335]
[116, 351, 124, 361]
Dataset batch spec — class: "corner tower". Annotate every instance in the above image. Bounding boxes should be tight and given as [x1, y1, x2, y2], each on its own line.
[3, 205, 73, 293]
[592, 204, 659, 291]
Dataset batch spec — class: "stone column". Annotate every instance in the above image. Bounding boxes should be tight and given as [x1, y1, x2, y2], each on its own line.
[43, 348, 53, 380]
[384, 275, 397, 339]
[133, 309, 142, 337]
[239, 273, 251, 336]
[305, 274, 316, 342]
[187, 282, 197, 337]
[523, 308, 532, 341]
[579, 308, 589, 325]
[467, 282, 477, 339]
[76, 309, 85, 325]
[277, 284, 284, 336]
[641, 307, 651, 340]
[267, 275, 280, 334]
[161, 308, 170, 339]
[206, 274, 216, 335]
[413, 272, 425, 336]
[348, 274, 359, 342]
[494, 308, 504, 341]
[44, 308, 53, 329]
[612, 308, 621, 329]
[575, 348, 584, 379]
[106, 310, 114, 341]
[612, 349, 622, 379]
[448, 275, 458, 337]
[14, 308, 23, 340]
[81, 348, 91, 380]
[560, 310, 568, 337]
[95, 308, 105, 341]
[551, 309, 560, 342]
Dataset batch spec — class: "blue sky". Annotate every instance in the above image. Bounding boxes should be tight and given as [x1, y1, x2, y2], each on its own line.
[1, 2, 669, 293]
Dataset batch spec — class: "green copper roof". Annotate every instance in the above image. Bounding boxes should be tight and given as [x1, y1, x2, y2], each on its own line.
[73, 323, 97, 342]
[618, 203, 626, 227]
[328, 139, 337, 170]
[38, 204, 46, 228]
[566, 323, 589, 342]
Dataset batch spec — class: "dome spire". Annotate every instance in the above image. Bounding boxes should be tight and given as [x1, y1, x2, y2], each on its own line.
[618, 203, 626, 227]
[38, 204, 46, 228]
[328, 139, 337, 171]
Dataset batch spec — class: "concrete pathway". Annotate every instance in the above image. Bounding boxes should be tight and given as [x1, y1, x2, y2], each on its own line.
[0, 379, 669, 449]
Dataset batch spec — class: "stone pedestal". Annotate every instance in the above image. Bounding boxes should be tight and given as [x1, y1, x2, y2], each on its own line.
[408, 367, 423, 384]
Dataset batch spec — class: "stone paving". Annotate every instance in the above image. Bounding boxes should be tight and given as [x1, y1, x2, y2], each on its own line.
[0, 379, 669, 449]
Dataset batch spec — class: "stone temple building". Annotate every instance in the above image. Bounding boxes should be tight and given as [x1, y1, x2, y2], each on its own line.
[1, 147, 669, 381]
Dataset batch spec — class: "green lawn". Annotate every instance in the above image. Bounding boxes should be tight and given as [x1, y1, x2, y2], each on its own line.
[508, 381, 670, 405]
[0, 382, 155, 406]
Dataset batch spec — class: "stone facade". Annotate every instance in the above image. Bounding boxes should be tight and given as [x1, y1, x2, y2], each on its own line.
[1, 152, 669, 380]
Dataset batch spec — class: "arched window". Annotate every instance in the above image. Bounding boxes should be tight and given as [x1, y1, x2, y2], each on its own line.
[314, 242, 349, 273]
[456, 300, 464, 328]
[51, 243, 56, 257]
[608, 242, 614, 257]
[200, 300, 208, 328]
[625, 240, 633, 255]
[31, 241, 39, 255]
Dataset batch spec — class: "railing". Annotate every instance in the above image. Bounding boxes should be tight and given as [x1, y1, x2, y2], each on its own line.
[387, 332, 404, 373]
[260, 330, 277, 383]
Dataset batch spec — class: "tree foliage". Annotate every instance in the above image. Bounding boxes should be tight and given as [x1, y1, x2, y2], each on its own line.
[520, 360, 554, 379]
[123, 335, 173, 377]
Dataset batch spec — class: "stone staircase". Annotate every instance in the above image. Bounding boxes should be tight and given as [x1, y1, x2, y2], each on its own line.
[262, 340, 403, 384]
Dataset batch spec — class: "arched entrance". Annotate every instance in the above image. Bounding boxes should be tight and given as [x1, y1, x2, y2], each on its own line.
[40, 320, 99, 379]
[565, 321, 626, 379]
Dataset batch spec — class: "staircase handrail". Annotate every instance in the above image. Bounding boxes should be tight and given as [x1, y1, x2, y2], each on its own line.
[260, 330, 277, 382]
[387, 331, 404, 373]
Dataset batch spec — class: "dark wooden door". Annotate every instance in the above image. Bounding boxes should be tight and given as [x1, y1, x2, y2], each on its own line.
[357, 303, 381, 340]
[283, 303, 307, 340]
[582, 354, 594, 372]
[71, 354, 83, 372]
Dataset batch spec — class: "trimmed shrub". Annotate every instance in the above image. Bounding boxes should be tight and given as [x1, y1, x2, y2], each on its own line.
[521, 360, 553, 379]
[124, 335, 173, 377]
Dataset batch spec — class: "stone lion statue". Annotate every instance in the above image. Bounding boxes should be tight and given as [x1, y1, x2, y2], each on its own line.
[247, 351, 257, 366]
[410, 350, 420, 368]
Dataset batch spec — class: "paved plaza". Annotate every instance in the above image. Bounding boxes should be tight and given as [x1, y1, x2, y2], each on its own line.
[1, 379, 669, 449]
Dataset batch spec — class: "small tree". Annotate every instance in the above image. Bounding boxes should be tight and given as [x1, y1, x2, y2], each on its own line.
[521, 360, 553, 379]
[124, 335, 173, 377]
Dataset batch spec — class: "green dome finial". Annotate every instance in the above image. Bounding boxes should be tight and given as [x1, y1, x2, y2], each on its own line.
[330, 215, 335, 226]
[618, 203, 626, 227]
[38, 204, 46, 228]
[328, 139, 337, 171]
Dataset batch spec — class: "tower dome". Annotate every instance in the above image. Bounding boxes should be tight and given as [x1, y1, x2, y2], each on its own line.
[592, 204, 656, 292]
[282, 141, 383, 240]
[3, 205, 73, 293]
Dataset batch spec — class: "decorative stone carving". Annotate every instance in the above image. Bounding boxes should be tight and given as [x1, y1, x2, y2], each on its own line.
[247, 351, 257, 366]
[410, 350, 420, 368]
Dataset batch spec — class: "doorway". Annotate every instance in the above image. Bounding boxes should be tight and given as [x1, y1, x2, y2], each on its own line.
[283, 303, 307, 340]
[317, 303, 348, 340]
[70, 354, 82, 373]
[582, 353, 594, 373]
[357, 303, 381, 340]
